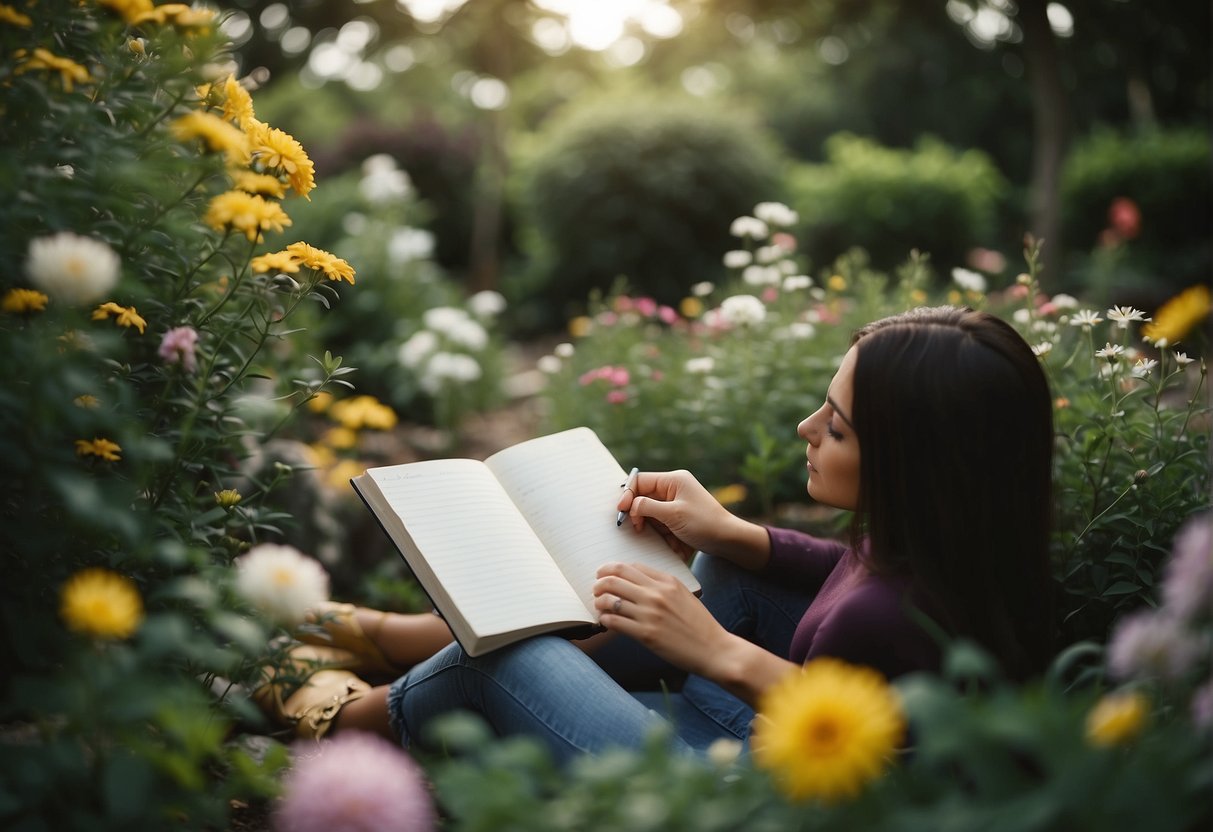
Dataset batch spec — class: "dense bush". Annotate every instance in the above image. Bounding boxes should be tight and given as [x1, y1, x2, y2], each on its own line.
[1060, 127, 1212, 302]
[511, 93, 785, 324]
[787, 133, 1008, 277]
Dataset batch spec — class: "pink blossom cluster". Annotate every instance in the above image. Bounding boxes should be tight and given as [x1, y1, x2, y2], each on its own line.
[612, 295, 681, 326]
[579, 364, 631, 404]
[158, 325, 199, 373]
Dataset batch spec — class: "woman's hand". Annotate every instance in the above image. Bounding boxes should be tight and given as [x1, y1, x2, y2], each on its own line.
[617, 470, 771, 569]
[592, 561, 731, 678]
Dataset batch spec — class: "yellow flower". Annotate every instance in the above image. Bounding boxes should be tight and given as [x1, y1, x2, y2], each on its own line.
[132, 2, 214, 28]
[325, 459, 365, 492]
[15, 48, 93, 92]
[947, 289, 962, 305]
[61, 568, 143, 640]
[909, 289, 927, 304]
[711, 483, 748, 506]
[827, 275, 847, 292]
[568, 315, 593, 338]
[221, 74, 256, 127]
[322, 426, 359, 450]
[1141, 285, 1211, 347]
[171, 111, 249, 164]
[91, 301, 146, 334]
[233, 171, 287, 200]
[2, 288, 48, 313]
[215, 488, 243, 508]
[285, 241, 355, 284]
[304, 442, 336, 469]
[205, 191, 291, 242]
[679, 297, 704, 319]
[74, 394, 101, 409]
[97, 0, 154, 25]
[306, 390, 334, 414]
[248, 120, 315, 199]
[75, 437, 122, 461]
[250, 249, 300, 274]
[0, 3, 32, 26]
[329, 395, 397, 431]
[1086, 690, 1149, 747]
[752, 658, 905, 803]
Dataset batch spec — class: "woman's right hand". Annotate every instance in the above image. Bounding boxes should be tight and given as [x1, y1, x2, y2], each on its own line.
[617, 470, 771, 569]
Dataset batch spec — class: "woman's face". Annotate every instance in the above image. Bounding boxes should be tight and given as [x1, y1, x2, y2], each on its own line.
[797, 346, 861, 510]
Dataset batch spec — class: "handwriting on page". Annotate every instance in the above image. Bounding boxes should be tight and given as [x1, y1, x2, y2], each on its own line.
[370, 463, 590, 634]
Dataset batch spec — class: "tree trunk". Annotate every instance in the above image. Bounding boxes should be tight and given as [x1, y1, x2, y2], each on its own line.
[1017, 0, 1069, 287]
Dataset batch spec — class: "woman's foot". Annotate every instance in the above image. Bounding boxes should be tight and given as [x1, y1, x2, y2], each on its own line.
[252, 643, 372, 740]
[298, 602, 454, 678]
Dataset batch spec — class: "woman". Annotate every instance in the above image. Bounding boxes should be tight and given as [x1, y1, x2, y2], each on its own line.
[266, 306, 1055, 760]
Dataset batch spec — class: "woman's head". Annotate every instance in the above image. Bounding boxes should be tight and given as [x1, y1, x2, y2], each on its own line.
[837, 306, 1054, 679]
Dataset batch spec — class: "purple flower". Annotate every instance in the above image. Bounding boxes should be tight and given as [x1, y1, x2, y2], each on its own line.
[1162, 513, 1213, 622]
[158, 325, 199, 373]
[1106, 609, 1202, 681]
[274, 731, 434, 832]
[1191, 677, 1213, 730]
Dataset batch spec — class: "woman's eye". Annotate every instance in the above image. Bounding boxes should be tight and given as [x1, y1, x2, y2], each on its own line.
[827, 421, 844, 440]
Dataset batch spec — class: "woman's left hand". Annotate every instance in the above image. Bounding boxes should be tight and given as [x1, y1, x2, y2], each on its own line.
[591, 561, 731, 679]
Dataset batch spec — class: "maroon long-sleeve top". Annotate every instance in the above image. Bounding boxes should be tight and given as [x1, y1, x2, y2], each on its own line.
[763, 526, 942, 679]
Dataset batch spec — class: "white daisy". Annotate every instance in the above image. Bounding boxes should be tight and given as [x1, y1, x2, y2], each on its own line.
[235, 544, 330, 626]
[26, 231, 121, 305]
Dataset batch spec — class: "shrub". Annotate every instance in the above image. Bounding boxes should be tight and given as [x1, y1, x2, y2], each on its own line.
[0, 3, 359, 826]
[1060, 127, 1212, 302]
[511, 93, 785, 323]
[787, 133, 1008, 277]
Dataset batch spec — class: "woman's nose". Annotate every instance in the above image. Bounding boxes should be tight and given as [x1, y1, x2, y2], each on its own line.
[798, 414, 817, 444]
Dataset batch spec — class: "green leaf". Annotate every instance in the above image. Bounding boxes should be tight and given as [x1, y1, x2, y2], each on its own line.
[1101, 580, 1143, 596]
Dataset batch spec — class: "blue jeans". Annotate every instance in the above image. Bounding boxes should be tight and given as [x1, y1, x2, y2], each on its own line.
[387, 553, 812, 764]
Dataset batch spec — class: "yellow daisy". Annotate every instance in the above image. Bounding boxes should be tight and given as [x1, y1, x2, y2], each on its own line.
[250, 249, 300, 274]
[214, 488, 243, 508]
[1141, 285, 1211, 348]
[15, 48, 93, 92]
[2, 288, 48, 313]
[74, 394, 101, 409]
[232, 170, 286, 199]
[321, 425, 359, 450]
[752, 658, 905, 803]
[172, 111, 249, 164]
[679, 297, 703, 319]
[306, 390, 334, 414]
[97, 0, 153, 24]
[248, 120, 315, 199]
[285, 241, 355, 284]
[329, 395, 397, 431]
[91, 301, 146, 334]
[75, 437, 122, 462]
[61, 568, 143, 640]
[0, 3, 32, 26]
[221, 74, 256, 127]
[1085, 691, 1149, 747]
[132, 3, 214, 28]
[205, 191, 292, 242]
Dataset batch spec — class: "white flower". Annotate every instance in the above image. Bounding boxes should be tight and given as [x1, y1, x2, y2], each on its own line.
[445, 318, 488, 351]
[685, 356, 715, 374]
[235, 544, 330, 626]
[752, 201, 798, 227]
[741, 265, 780, 286]
[722, 250, 752, 269]
[774, 322, 816, 340]
[1013, 308, 1032, 324]
[26, 232, 120, 305]
[1107, 305, 1150, 327]
[1174, 351, 1195, 366]
[399, 330, 438, 368]
[554, 342, 575, 358]
[423, 306, 470, 333]
[754, 245, 783, 265]
[359, 157, 412, 204]
[1050, 293, 1079, 309]
[778, 259, 799, 275]
[1031, 341, 1053, 357]
[1095, 343, 1125, 360]
[1070, 309, 1103, 328]
[691, 281, 715, 297]
[729, 216, 769, 239]
[951, 267, 986, 294]
[706, 737, 743, 767]
[387, 227, 435, 264]
[468, 290, 506, 318]
[718, 294, 766, 326]
[537, 355, 562, 374]
[782, 275, 813, 292]
[1032, 320, 1058, 335]
[1131, 358, 1158, 378]
[421, 351, 481, 392]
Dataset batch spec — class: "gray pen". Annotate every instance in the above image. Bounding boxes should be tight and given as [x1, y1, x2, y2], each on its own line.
[616, 467, 639, 526]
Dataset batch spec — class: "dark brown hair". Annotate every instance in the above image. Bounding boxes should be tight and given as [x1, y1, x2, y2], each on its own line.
[849, 306, 1054, 680]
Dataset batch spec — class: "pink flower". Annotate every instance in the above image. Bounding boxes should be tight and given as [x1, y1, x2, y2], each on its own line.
[158, 326, 199, 373]
[635, 297, 658, 317]
[613, 296, 634, 312]
[1106, 609, 1202, 681]
[761, 286, 778, 303]
[608, 367, 630, 386]
[1108, 197, 1141, 241]
[596, 311, 618, 327]
[1162, 513, 1212, 622]
[771, 232, 797, 252]
[658, 305, 679, 325]
[1191, 678, 1213, 730]
[606, 390, 628, 405]
[274, 732, 435, 832]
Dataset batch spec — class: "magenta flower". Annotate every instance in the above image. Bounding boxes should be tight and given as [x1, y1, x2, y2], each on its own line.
[158, 325, 199, 373]
[274, 732, 435, 832]
[635, 296, 658, 317]
[658, 305, 679, 325]
[606, 389, 628, 405]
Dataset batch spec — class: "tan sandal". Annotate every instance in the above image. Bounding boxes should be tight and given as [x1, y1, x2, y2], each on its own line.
[296, 602, 399, 678]
[252, 643, 371, 741]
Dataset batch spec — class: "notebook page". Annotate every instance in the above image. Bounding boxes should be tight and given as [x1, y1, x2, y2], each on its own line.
[486, 428, 700, 611]
[365, 459, 593, 636]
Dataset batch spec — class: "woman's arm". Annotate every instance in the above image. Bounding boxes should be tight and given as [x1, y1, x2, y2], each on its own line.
[617, 470, 772, 570]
